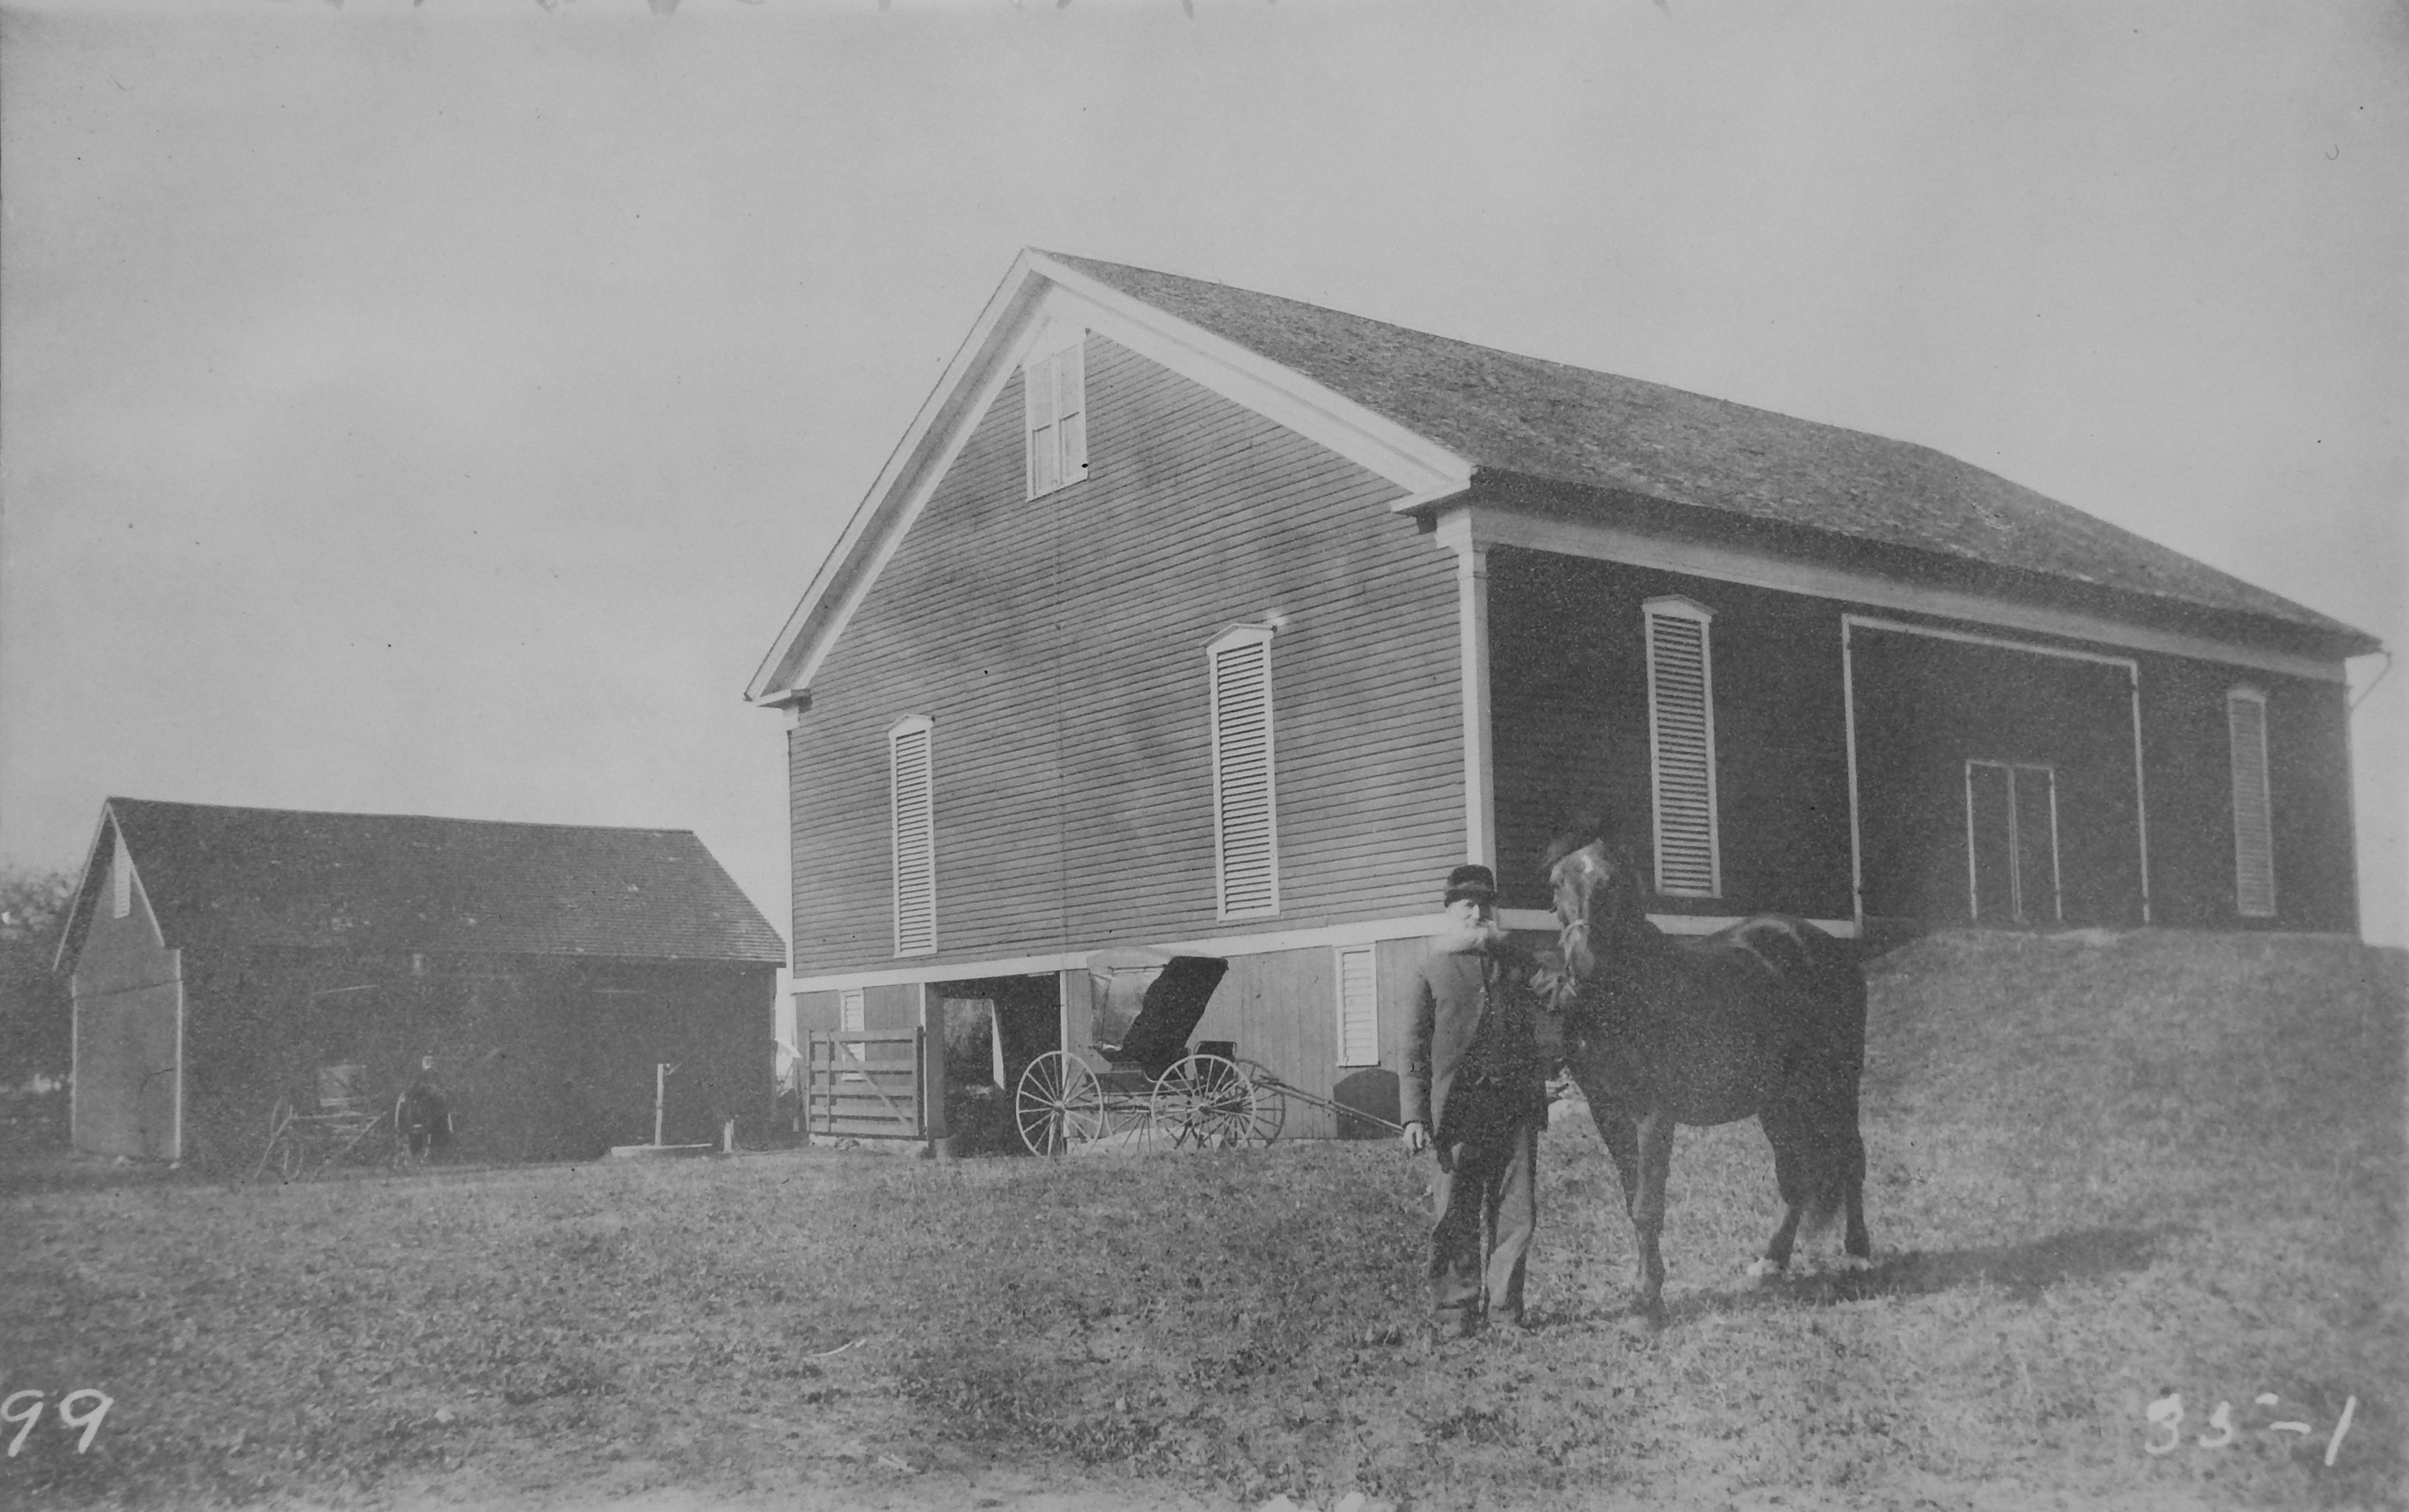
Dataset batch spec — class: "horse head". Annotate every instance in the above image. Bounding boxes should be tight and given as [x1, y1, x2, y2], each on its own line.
[1539, 824, 1650, 991]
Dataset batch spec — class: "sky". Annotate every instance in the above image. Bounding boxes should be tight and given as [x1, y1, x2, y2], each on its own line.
[3, 0, 2402, 974]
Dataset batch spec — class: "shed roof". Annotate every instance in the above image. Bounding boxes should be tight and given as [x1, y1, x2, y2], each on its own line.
[1043, 253, 2375, 655]
[64, 799, 785, 966]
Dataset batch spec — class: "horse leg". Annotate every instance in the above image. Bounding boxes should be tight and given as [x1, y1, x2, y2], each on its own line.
[1586, 1100, 1642, 1219]
[1630, 1107, 1675, 1316]
[1837, 1117, 1873, 1268]
[1751, 1105, 1809, 1281]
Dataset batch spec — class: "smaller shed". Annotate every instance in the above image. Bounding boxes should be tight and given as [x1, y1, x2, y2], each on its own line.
[55, 798, 786, 1169]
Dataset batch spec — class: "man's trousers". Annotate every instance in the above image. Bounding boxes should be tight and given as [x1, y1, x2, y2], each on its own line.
[1428, 1092, 1540, 1332]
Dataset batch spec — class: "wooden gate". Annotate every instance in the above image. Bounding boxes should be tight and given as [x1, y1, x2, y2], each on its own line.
[803, 1028, 927, 1142]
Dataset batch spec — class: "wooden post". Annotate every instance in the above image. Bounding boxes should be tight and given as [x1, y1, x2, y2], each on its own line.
[1056, 967, 1090, 1059]
[918, 985, 947, 1141]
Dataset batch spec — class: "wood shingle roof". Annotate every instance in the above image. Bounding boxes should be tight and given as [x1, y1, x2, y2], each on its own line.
[74, 799, 785, 965]
[1044, 253, 2376, 657]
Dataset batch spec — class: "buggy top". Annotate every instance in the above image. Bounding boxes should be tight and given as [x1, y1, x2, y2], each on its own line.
[1094, 955, 1230, 1080]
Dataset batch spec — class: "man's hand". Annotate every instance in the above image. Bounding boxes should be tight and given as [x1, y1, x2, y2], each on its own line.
[1402, 1120, 1429, 1154]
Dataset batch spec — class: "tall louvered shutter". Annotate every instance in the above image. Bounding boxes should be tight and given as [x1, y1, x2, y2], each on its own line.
[1209, 628, 1279, 918]
[2227, 689, 2275, 918]
[1644, 599, 1721, 897]
[1335, 945, 1379, 1066]
[112, 829, 132, 919]
[890, 717, 937, 954]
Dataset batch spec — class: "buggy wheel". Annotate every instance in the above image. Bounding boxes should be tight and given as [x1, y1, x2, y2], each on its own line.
[1234, 1060, 1288, 1146]
[1015, 1052, 1104, 1157]
[1149, 1053, 1267, 1151]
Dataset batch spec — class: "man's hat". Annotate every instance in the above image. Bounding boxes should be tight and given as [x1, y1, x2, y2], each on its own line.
[1443, 864, 1498, 904]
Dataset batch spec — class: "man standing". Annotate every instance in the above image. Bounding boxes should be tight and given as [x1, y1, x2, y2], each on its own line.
[1402, 863, 1551, 1337]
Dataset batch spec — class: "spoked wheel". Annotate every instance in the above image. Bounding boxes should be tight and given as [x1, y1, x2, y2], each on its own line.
[1235, 1059, 1289, 1146]
[1149, 1053, 1270, 1151]
[1016, 1051, 1105, 1156]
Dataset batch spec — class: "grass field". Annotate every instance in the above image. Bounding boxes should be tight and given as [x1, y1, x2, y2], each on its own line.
[2, 930, 2401, 1511]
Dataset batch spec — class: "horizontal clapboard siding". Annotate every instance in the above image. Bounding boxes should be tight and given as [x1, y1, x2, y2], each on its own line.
[791, 335, 1460, 975]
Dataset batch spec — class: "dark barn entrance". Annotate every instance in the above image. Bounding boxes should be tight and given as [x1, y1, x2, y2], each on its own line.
[1849, 619, 2147, 929]
[932, 973, 1060, 1154]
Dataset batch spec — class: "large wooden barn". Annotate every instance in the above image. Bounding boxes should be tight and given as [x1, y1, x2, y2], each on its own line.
[750, 251, 2377, 1140]
[56, 799, 785, 1168]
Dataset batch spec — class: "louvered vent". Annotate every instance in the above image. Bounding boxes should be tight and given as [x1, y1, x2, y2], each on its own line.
[1335, 945, 1379, 1066]
[1644, 599, 1721, 897]
[890, 717, 937, 955]
[2227, 690, 2275, 918]
[1209, 629, 1279, 918]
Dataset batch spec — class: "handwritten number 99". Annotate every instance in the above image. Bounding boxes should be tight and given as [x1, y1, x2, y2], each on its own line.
[3, 1390, 113, 1456]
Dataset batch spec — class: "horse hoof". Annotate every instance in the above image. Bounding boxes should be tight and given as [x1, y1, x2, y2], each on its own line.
[1835, 1253, 1873, 1273]
[1745, 1257, 1788, 1282]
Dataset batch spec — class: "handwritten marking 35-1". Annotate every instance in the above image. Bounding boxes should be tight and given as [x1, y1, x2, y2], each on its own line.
[2145, 1391, 2358, 1466]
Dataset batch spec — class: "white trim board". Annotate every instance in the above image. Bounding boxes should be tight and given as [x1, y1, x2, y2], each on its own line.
[792, 907, 1861, 992]
[1446, 504, 2346, 684]
[1434, 512, 1496, 868]
[1498, 909, 1857, 938]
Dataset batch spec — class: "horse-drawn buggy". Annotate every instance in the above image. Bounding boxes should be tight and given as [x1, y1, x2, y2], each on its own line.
[1010, 953, 1404, 1154]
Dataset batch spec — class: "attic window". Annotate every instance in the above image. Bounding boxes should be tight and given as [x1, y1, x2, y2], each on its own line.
[1024, 333, 1087, 498]
[112, 832, 132, 920]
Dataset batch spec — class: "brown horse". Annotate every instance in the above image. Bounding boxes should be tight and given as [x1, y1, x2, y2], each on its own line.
[1537, 829, 1872, 1315]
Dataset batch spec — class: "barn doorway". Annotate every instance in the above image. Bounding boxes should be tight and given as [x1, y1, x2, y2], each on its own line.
[1848, 616, 2146, 929]
[930, 973, 1060, 1154]
[1965, 760, 2061, 924]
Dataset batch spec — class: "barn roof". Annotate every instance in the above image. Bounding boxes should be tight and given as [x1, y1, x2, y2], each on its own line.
[1040, 253, 2375, 655]
[61, 798, 786, 967]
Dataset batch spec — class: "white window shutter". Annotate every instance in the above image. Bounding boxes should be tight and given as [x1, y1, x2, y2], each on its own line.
[890, 717, 937, 955]
[1335, 945, 1379, 1066]
[1644, 597, 1721, 897]
[1055, 339, 1086, 483]
[1024, 336, 1085, 497]
[2227, 689, 2275, 918]
[112, 830, 132, 920]
[1209, 628, 1279, 918]
[1025, 353, 1059, 496]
